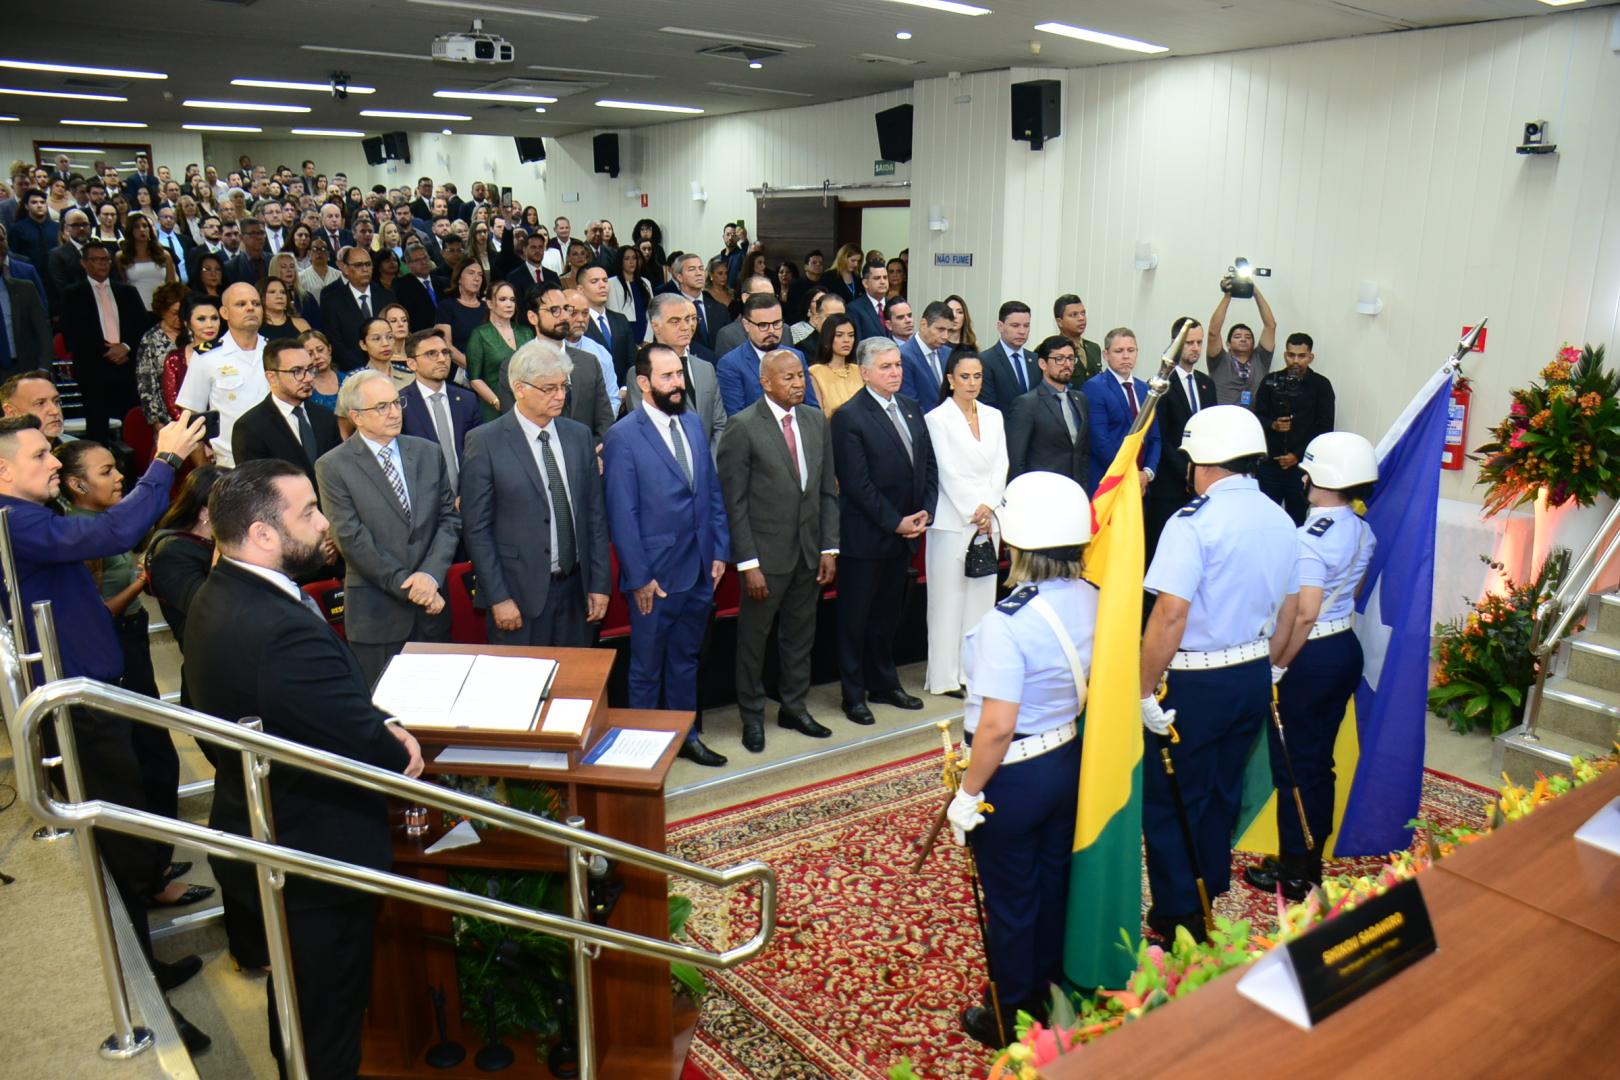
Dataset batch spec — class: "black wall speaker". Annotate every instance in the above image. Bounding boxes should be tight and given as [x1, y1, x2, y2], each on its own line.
[514, 136, 546, 164]
[382, 131, 411, 163]
[875, 104, 913, 162]
[362, 136, 386, 166]
[1011, 79, 1061, 150]
[593, 133, 620, 178]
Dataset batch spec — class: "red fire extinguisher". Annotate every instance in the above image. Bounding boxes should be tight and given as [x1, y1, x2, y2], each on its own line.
[1442, 379, 1471, 470]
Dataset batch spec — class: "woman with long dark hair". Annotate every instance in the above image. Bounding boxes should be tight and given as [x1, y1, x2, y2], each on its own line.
[190, 251, 225, 301]
[632, 217, 663, 247]
[137, 283, 189, 427]
[807, 313, 862, 416]
[608, 245, 652, 342]
[435, 260, 489, 374]
[118, 212, 177, 307]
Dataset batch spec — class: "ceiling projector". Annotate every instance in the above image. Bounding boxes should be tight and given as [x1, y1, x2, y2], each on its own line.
[432, 20, 514, 65]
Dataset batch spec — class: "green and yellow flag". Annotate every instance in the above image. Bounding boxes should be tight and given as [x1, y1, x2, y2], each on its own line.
[1061, 420, 1150, 991]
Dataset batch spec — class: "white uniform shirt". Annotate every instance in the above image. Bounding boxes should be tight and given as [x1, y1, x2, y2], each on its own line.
[174, 333, 269, 467]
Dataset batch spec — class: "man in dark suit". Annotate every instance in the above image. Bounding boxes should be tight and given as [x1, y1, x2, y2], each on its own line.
[395, 243, 445, 332]
[717, 349, 838, 752]
[122, 153, 160, 205]
[505, 231, 561, 305]
[1148, 316, 1216, 558]
[671, 253, 729, 351]
[845, 259, 891, 343]
[507, 287, 614, 440]
[899, 300, 955, 406]
[1006, 335, 1092, 491]
[9, 190, 59, 271]
[318, 202, 353, 257]
[61, 240, 145, 443]
[715, 293, 819, 414]
[2, 272, 52, 372]
[462, 344, 610, 647]
[409, 176, 435, 224]
[46, 209, 93, 314]
[831, 337, 938, 725]
[184, 459, 424, 1077]
[979, 300, 1040, 409]
[578, 264, 634, 382]
[320, 246, 396, 372]
[318, 370, 462, 685]
[398, 329, 480, 493]
[711, 273, 774, 356]
[231, 338, 343, 492]
[223, 218, 270, 286]
[603, 342, 731, 767]
[1080, 327, 1161, 497]
[0, 223, 51, 313]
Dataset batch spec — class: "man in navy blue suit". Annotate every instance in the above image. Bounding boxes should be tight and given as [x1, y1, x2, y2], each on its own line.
[899, 300, 955, 405]
[398, 329, 481, 494]
[845, 260, 890, 343]
[1080, 327, 1161, 496]
[716, 293, 818, 414]
[603, 342, 731, 767]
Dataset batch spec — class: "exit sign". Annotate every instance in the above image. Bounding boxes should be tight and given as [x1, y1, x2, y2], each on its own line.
[933, 253, 973, 268]
[874, 159, 897, 176]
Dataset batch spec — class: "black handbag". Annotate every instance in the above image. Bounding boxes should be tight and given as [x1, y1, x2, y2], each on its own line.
[964, 535, 998, 578]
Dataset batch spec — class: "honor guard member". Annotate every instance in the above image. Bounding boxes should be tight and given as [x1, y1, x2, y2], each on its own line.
[1138, 405, 1298, 942]
[1244, 431, 1377, 899]
[947, 471, 1098, 1047]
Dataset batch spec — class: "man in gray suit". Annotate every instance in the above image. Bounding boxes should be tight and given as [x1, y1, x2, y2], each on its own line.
[462, 343, 610, 646]
[716, 349, 839, 752]
[316, 369, 461, 686]
[494, 286, 614, 440]
[626, 292, 727, 450]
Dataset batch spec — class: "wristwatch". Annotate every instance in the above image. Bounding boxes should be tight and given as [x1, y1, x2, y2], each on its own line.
[156, 451, 183, 470]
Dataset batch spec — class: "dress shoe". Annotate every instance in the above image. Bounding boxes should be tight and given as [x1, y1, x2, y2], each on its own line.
[870, 688, 924, 711]
[741, 718, 765, 753]
[170, 1006, 212, 1055]
[1146, 910, 1208, 945]
[151, 882, 216, 908]
[154, 954, 203, 992]
[961, 1005, 1016, 1049]
[677, 737, 728, 768]
[162, 861, 193, 883]
[778, 712, 832, 738]
[940, 688, 966, 699]
[1245, 854, 1321, 902]
[842, 701, 876, 726]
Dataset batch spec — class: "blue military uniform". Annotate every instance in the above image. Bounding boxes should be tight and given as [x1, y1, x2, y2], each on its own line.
[1271, 505, 1375, 858]
[961, 576, 1098, 1012]
[1142, 475, 1297, 921]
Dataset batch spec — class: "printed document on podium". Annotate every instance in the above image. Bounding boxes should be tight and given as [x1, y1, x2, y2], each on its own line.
[374, 653, 559, 732]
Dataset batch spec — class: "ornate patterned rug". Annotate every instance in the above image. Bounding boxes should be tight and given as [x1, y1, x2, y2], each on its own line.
[668, 754, 1493, 1080]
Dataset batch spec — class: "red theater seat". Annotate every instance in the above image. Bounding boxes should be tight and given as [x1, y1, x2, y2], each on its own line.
[301, 579, 346, 640]
[447, 561, 485, 645]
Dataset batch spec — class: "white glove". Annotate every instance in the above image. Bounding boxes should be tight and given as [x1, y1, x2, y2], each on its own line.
[1141, 695, 1175, 737]
[1271, 664, 1288, 685]
[947, 787, 987, 845]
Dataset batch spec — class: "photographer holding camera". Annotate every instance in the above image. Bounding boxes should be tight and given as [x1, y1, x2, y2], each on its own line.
[1205, 271, 1277, 408]
[1254, 332, 1335, 524]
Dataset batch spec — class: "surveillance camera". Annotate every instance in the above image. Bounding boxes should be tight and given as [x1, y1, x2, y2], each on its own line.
[330, 72, 350, 101]
[1517, 119, 1556, 155]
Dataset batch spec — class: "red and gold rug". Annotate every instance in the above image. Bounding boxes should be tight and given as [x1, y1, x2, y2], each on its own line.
[669, 754, 1493, 1080]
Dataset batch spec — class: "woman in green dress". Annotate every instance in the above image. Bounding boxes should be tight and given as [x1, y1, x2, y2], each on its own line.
[464, 279, 533, 421]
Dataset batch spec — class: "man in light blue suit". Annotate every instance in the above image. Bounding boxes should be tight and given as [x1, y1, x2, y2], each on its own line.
[898, 300, 955, 406]
[603, 342, 732, 767]
[715, 293, 818, 414]
[1080, 326, 1161, 496]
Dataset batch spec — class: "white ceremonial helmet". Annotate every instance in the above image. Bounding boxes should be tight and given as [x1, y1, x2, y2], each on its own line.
[1301, 431, 1379, 489]
[997, 471, 1093, 549]
[1180, 404, 1267, 465]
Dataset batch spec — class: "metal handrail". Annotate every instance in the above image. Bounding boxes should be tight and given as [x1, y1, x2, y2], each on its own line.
[1523, 498, 1620, 739]
[12, 677, 778, 1078]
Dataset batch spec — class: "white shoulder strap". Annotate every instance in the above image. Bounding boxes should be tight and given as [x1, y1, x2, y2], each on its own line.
[1322, 516, 1371, 613]
[1027, 594, 1089, 714]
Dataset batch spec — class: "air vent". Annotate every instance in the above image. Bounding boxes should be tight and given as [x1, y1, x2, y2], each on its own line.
[696, 44, 785, 65]
[855, 53, 924, 66]
[63, 76, 131, 90]
[469, 77, 598, 100]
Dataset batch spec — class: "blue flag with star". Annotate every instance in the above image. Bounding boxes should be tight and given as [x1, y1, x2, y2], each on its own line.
[1338, 367, 1454, 855]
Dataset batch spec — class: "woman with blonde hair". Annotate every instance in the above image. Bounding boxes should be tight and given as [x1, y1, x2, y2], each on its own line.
[830, 242, 863, 302]
[945, 294, 979, 351]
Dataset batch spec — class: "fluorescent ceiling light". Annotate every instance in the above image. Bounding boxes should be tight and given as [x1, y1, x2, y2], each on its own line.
[708, 81, 813, 98]
[0, 115, 17, 122]
[184, 99, 311, 113]
[659, 27, 812, 49]
[61, 119, 147, 128]
[406, 0, 595, 22]
[1035, 22, 1169, 54]
[0, 86, 126, 102]
[360, 109, 473, 121]
[0, 59, 167, 79]
[1536, 0, 1586, 5]
[434, 90, 558, 104]
[302, 45, 433, 63]
[596, 99, 703, 114]
[232, 78, 376, 94]
[880, 0, 990, 15]
[37, 145, 107, 153]
[290, 128, 366, 137]
[182, 123, 263, 133]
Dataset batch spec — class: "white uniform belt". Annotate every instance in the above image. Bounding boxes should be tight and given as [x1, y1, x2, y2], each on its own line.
[1168, 638, 1270, 671]
[1307, 614, 1354, 640]
[998, 719, 1078, 765]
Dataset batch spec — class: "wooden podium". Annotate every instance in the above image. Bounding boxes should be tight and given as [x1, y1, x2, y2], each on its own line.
[359, 644, 695, 1079]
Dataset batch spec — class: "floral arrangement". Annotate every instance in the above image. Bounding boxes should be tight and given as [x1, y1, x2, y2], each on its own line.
[1416, 749, 1616, 854]
[1428, 550, 1568, 735]
[1475, 343, 1620, 515]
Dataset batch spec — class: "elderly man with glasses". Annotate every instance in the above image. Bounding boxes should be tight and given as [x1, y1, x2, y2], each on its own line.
[230, 337, 342, 492]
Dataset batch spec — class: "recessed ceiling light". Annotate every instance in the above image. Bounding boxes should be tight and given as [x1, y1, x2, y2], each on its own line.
[441, 127, 453, 135]
[289, 128, 366, 137]
[0, 59, 167, 79]
[1034, 22, 1169, 54]
[184, 99, 312, 113]
[406, 0, 595, 22]
[232, 78, 377, 95]
[880, 0, 990, 15]
[748, 62, 764, 70]
[659, 27, 812, 50]
[182, 124, 263, 133]
[534, 107, 547, 114]
[61, 119, 147, 128]
[433, 90, 558, 105]
[360, 109, 474, 121]
[0, 87, 126, 102]
[896, 31, 914, 40]
[595, 99, 704, 115]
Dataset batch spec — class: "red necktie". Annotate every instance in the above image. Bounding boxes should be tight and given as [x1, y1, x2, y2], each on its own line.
[1124, 379, 1139, 419]
[782, 413, 802, 488]
[877, 298, 888, 330]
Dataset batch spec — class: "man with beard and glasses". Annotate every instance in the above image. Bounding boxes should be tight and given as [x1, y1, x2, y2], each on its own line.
[183, 458, 425, 1078]
[715, 292, 818, 415]
[507, 287, 613, 439]
[603, 343, 731, 767]
[1006, 335, 1092, 491]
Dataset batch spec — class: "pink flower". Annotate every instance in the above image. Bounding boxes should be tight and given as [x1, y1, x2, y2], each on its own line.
[1026, 1023, 1064, 1065]
[1510, 431, 1526, 449]
[1558, 346, 1580, 365]
[1510, 401, 1527, 416]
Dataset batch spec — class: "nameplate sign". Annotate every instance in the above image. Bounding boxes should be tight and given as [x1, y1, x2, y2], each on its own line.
[874, 159, 897, 176]
[1236, 876, 1436, 1029]
[933, 252, 973, 268]
[1574, 796, 1620, 857]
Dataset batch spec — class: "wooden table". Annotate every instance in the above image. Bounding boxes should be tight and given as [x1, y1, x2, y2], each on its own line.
[1041, 773, 1620, 1078]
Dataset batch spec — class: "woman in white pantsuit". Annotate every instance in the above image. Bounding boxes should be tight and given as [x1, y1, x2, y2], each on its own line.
[924, 350, 1009, 695]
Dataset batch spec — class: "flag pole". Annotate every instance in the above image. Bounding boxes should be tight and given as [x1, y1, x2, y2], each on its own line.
[1130, 322, 1188, 438]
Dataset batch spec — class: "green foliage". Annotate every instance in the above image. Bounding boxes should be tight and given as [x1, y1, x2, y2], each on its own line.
[889, 1058, 923, 1080]
[449, 869, 571, 1039]
[668, 893, 706, 1000]
[1429, 550, 1568, 735]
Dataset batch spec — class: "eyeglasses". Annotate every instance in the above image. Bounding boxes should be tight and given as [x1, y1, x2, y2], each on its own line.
[352, 399, 403, 414]
[535, 305, 571, 317]
[345, 259, 372, 269]
[519, 380, 569, 397]
[273, 365, 317, 380]
[746, 318, 785, 331]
